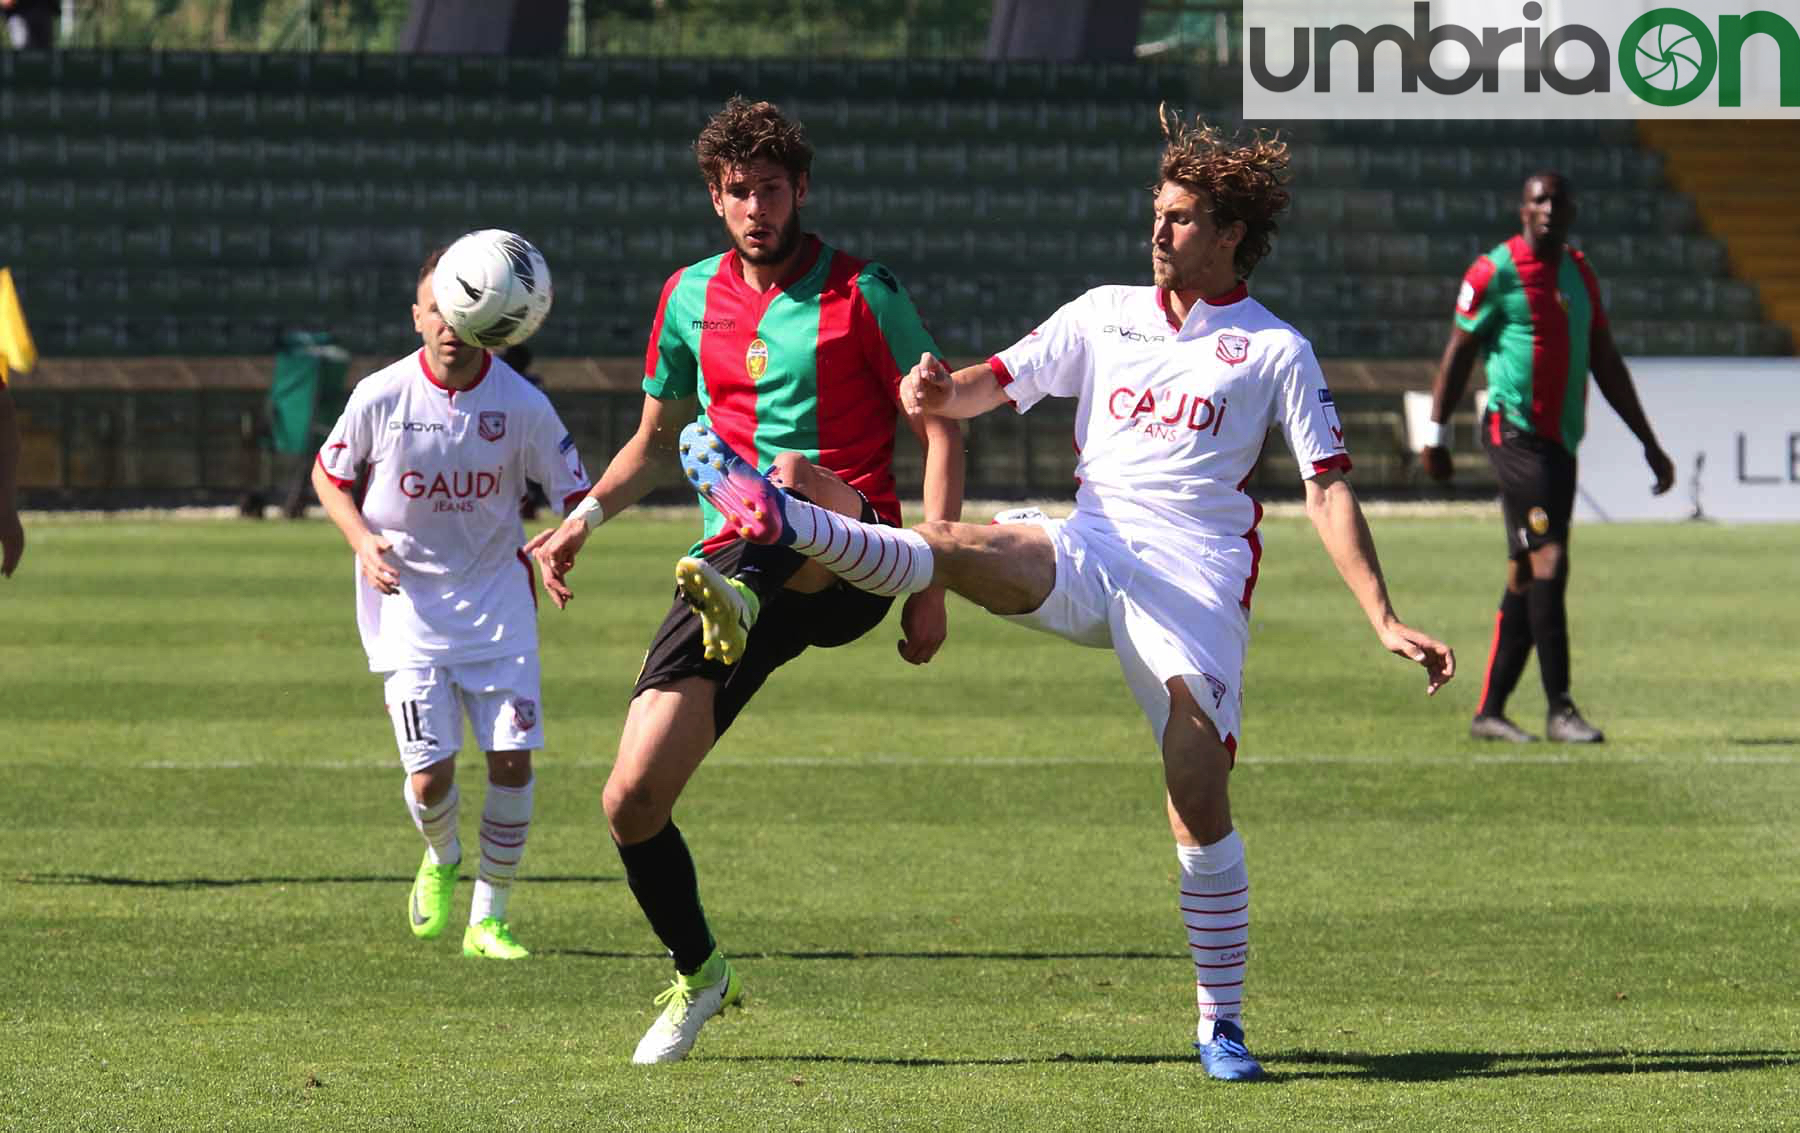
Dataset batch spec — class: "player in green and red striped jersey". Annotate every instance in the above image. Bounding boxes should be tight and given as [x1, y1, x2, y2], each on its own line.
[1423, 172, 1674, 744]
[526, 97, 965, 1063]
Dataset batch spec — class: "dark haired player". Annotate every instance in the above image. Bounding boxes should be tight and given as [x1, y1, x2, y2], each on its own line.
[1422, 172, 1673, 744]
[528, 97, 964, 1063]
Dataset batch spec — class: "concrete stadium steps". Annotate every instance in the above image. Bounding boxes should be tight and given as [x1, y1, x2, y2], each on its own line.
[1640, 119, 1800, 345]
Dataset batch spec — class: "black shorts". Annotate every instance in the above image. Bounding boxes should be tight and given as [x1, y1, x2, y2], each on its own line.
[631, 500, 895, 738]
[1482, 411, 1578, 556]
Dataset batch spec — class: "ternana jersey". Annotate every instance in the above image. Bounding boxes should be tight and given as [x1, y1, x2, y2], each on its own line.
[990, 283, 1350, 603]
[317, 350, 590, 672]
[642, 235, 937, 554]
[1454, 235, 1607, 453]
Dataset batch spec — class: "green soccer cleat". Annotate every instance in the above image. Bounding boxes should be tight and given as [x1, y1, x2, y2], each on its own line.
[409, 855, 459, 940]
[462, 916, 530, 960]
[675, 555, 760, 665]
[631, 949, 744, 1064]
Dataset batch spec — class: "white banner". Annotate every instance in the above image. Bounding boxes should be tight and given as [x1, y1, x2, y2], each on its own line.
[1244, 1, 1800, 119]
[1576, 358, 1800, 523]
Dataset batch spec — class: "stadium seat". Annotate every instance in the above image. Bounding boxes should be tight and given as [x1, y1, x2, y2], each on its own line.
[309, 53, 367, 94]
[207, 52, 264, 93]
[305, 93, 357, 133]
[253, 93, 308, 135]
[216, 224, 271, 266]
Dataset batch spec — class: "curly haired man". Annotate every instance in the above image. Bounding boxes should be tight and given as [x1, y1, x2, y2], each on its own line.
[675, 107, 1455, 1081]
[529, 97, 964, 1063]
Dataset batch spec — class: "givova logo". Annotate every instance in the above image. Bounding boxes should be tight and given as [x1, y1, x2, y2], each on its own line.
[1243, 1, 1800, 119]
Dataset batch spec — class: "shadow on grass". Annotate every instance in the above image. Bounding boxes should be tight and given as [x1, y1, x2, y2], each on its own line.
[1269, 1047, 1799, 1081]
[545, 948, 1172, 962]
[708, 1048, 1798, 1077]
[15, 872, 622, 888]
[1730, 736, 1800, 746]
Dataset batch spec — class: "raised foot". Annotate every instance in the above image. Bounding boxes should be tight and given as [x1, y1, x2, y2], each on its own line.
[676, 422, 788, 545]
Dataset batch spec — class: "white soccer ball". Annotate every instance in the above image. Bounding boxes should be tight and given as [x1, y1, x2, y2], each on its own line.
[431, 229, 553, 348]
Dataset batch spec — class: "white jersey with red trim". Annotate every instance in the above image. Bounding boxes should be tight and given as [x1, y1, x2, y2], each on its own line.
[317, 349, 590, 672]
[990, 284, 1350, 546]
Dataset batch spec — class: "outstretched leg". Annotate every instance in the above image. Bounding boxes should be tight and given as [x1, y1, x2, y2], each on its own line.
[678, 422, 1053, 613]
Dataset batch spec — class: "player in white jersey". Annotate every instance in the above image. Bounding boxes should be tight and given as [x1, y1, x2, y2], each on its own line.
[311, 248, 591, 961]
[676, 108, 1455, 1080]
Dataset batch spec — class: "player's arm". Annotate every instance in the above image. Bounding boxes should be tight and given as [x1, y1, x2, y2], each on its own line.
[311, 458, 397, 595]
[1303, 469, 1455, 695]
[525, 393, 698, 609]
[892, 401, 965, 666]
[1588, 320, 1675, 495]
[1422, 325, 1482, 482]
[0, 387, 22, 578]
[902, 354, 1011, 422]
[1426, 257, 1502, 482]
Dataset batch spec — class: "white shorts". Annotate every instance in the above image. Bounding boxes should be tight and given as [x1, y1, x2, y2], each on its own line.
[381, 653, 544, 773]
[997, 509, 1251, 755]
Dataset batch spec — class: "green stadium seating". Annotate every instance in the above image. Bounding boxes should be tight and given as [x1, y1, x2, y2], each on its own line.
[3, 51, 1783, 359]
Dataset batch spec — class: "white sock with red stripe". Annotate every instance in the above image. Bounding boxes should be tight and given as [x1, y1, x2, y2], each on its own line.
[404, 778, 461, 867]
[777, 496, 935, 597]
[1177, 830, 1250, 1043]
[470, 776, 533, 924]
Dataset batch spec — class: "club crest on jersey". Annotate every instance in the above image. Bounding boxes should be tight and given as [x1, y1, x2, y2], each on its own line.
[746, 338, 769, 382]
[478, 411, 506, 442]
[1201, 673, 1229, 708]
[1216, 334, 1250, 365]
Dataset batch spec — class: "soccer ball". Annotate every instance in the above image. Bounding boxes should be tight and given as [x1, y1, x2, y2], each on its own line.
[431, 229, 553, 348]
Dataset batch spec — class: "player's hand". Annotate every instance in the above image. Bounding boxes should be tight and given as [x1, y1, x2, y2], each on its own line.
[1645, 444, 1675, 495]
[897, 585, 948, 665]
[356, 530, 399, 594]
[900, 352, 954, 421]
[526, 518, 588, 610]
[1419, 445, 1454, 483]
[1378, 621, 1455, 696]
[0, 505, 22, 578]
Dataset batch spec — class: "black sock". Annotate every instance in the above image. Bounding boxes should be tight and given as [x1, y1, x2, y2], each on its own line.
[1478, 588, 1534, 718]
[1527, 572, 1572, 709]
[732, 488, 811, 601]
[616, 821, 715, 974]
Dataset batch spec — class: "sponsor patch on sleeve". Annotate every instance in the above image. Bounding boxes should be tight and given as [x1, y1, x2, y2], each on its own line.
[558, 433, 575, 453]
[1317, 388, 1334, 405]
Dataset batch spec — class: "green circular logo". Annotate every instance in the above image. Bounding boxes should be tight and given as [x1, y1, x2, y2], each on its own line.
[1620, 7, 1717, 107]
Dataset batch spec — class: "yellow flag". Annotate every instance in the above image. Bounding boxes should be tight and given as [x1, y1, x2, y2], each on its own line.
[0, 267, 40, 382]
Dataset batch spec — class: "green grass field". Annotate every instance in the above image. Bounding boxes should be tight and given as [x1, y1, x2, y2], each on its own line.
[2, 510, 1796, 1131]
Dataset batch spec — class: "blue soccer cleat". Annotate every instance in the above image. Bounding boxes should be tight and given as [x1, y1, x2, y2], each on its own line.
[1196, 1019, 1265, 1082]
[677, 422, 791, 545]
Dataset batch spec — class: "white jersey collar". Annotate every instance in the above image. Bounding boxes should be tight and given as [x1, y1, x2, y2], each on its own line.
[1158, 282, 1250, 340]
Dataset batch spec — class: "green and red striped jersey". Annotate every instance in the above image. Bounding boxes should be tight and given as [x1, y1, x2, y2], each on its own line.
[643, 235, 938, 554]
[1454, 234, 1607, 453]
